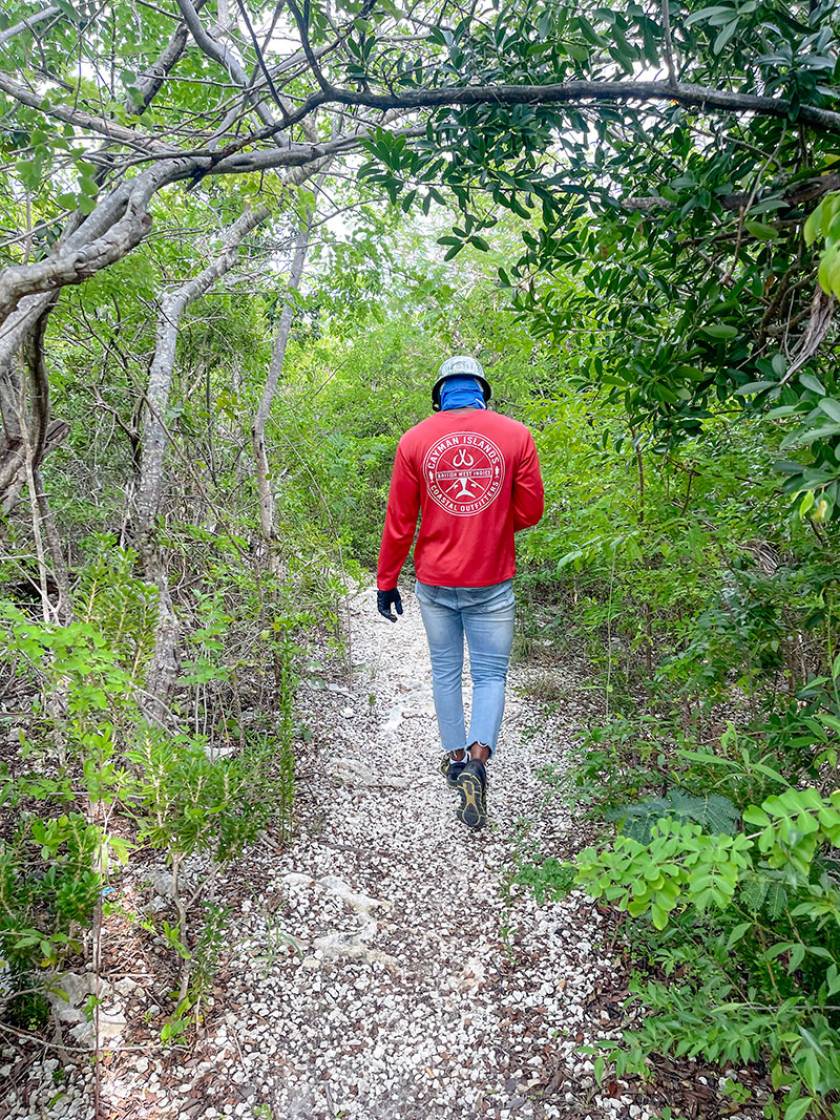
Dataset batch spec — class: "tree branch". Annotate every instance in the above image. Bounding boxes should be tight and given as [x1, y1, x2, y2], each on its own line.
[253, 77, 840, 143]
[0, 71, 182, 154]
[661, 0, 677, 87]
[232, 0, 290, 121]
[620, 171, 840, 215]
[175, 0, 296, 137]
[3, 57, 840, 327]
[0, 4, 59, 46]
[132, 0, 210, 115]
[251, 171, 327, 545]
[0, 164, 174, 323]
[133, 203, 270, 540]
[287, 0, 332, 95]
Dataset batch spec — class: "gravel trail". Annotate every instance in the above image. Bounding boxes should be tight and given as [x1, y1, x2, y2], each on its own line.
[6, 588, 646, 1120]
[194, 589, 636, 1120]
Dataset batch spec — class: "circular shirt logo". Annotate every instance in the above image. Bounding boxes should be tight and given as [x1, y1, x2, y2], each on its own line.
[423, 431, 506, 517]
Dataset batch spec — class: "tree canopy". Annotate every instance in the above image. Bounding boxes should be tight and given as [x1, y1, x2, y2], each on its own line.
[1, 0, 839, 517]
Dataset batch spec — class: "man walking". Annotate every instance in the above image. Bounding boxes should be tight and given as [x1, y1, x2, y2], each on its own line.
[376, 356, 544, 830]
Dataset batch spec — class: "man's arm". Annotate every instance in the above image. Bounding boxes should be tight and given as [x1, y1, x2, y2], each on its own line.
[377, 441, 421, 590]
[512, 431, 545, 531]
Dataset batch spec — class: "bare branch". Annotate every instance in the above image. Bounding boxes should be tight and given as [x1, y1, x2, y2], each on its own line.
[132, 0, 211, 115]
[287, 0, 332, 95]
[0, 4, 59, 46]
[780, 287, 835, 381]
[232, 0, 290, 121]
[621, 171, 840, 215]
[0, 71, 182, 153]
[175, 0, 297, 134]
[661, 0, 677, 87]
[252, 172, 328, 544]
[253, 77, 840, 144]
[0, 167, 169, 323]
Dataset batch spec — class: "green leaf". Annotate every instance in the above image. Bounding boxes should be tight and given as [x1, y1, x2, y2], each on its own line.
[784, 1098, 814, 1120]
[804, 202, 823, 247]
[745, 220, 779, 241]
[818, 246, 840, 298]
[817, 399, 840, 423]
[685, 6, 732, 27]
[650, 902, 669, 929]
[788, 943, 806, 971]
[700, 324, 738, 340]
[566, 42, 590, 62]
[17, 157, 43, 192]
[742, 805, 771, 827]
[799, 373, 825, 395]
[800, 490, 816, 517]
[713, 20, 738, 54]
[726, 921, 752, 949]
[781, 424, 840, 449]
[736, 380, 776, 396]
[54, 0, 81, 19]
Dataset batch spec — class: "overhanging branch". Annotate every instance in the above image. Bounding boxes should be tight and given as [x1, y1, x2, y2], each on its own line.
[248, 77, 840, 145]
[620, 172, 840, 215]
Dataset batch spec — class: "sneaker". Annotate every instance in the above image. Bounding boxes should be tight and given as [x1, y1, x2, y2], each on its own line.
[439, 752, 466, 788]
[456, 758, 487, 830]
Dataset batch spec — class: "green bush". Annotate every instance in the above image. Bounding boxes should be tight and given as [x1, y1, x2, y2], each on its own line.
[0, 811, 111, 1028]
[0, 548, 299, 1039]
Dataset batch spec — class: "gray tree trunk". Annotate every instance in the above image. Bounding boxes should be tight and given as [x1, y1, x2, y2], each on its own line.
[0, 18, 199, 514]
[132, 205, 268, 722]
[251, 209, 317, 547]
[133, 205, 269, 542]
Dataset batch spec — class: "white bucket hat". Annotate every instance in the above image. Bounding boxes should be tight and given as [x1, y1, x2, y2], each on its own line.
[431, 355, 491, 411]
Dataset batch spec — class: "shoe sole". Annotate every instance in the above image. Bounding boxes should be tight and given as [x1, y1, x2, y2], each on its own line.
[456, 771, 486, 830]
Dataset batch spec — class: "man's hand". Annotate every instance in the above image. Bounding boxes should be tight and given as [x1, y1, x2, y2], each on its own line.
[377, 588, 403, 623]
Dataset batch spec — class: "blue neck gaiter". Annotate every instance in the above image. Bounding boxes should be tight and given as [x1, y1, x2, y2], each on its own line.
[439, 375, 486, 411]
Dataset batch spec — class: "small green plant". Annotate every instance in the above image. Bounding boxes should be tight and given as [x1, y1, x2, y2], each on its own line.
[515, 857, 576, 904]
[0, 812, 110, 1027]
[0, 559, 300, 1045]
[126, 725, 294, 865]
[160, 903, 229, 1044]
[720, 1077, 752, 1105]
[256, 909, 303, 978]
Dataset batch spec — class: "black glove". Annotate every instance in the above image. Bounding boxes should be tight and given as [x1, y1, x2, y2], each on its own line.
[377, 588, 403, 623]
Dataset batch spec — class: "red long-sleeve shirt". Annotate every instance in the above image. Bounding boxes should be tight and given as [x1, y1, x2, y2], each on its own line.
[377, 409, 544, 590]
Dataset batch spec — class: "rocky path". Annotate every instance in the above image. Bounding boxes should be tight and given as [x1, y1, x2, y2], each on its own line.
[7, 588, 651, 1120]
[185, 589, 640, 1120]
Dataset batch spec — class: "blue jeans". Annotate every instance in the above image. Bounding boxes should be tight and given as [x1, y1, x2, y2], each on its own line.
[415, 579, 515, 758]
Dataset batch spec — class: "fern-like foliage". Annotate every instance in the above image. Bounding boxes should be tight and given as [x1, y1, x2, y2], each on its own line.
[607, 788, 740, 842]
